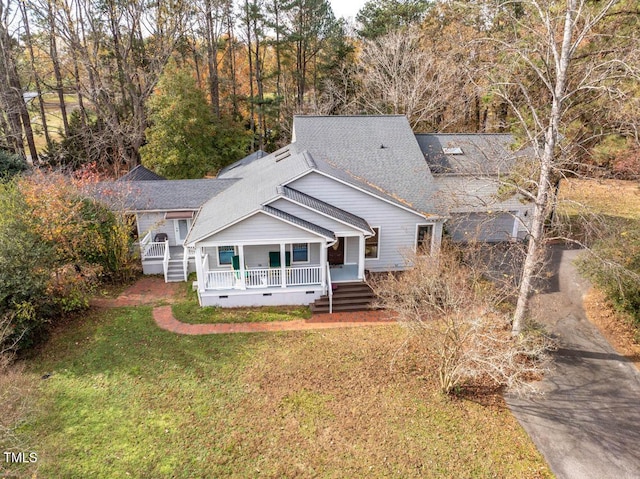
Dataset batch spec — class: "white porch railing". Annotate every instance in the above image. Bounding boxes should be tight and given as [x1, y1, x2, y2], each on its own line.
[285, 266, 322, 286]
[162, 240, 170, 282]
[182, 246, 196, 281]
[204, 270, 237, 290]
[140, 232, 168, 260]
[326, 262, 333, 314]
[202, 265, 322, 291]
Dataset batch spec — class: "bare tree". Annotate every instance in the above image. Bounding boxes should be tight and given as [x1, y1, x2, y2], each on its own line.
[478, 0, 635, 334]
[371, 243, 552, 395]
[355, 26, 460, 131]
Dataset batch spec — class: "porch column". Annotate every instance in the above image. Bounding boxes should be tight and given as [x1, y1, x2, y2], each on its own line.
[358, 235, 365, 280]
[238, 244, 246, 290]
[320, 241, 327, 293]
[195, 246, 205, 293]
[280, 243, 287, 288]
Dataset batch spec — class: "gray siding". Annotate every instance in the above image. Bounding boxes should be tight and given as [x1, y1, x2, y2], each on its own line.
[137, 212, 179, 246]
[289, 172, 430, 271]
[345, 236, 359, 264]
[269, 198, 362, 235]
[201, 243, 321, 271]
[199, 211, 324, 246]
[447, 212, 515, 242]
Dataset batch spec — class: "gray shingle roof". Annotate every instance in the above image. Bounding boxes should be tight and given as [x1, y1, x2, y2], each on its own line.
[95, 179, 237, 211]
[415, 134, 530, 176]
[292, 115, 436, 214]
[278, 186, 373, 234]
[262, 205, 336, 240]
[117, 164, 166, 181]
[218, 150, 268, 176]
[188, 148, 317, 244]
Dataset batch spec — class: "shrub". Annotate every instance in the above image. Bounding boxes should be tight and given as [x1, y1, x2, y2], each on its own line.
[578, 222, 640, 327]
[0, 150, 28, 179]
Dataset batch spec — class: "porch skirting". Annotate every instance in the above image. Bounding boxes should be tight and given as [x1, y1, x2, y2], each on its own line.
[198, 286, 324, 308]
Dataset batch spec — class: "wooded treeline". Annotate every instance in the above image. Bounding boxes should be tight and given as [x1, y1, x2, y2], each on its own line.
[0, 0, 638, 179]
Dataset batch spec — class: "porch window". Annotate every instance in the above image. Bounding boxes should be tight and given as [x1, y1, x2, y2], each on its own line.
[291, 243, 309, 263]
[217, 246, 235, 266]
[416, 225, 433, 254]
[365, 228, 380, 259]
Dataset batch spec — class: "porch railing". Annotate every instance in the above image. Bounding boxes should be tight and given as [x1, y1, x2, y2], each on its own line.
[182, 246, 196, 282]
[285, 265, 321, 286]
[326, 262, 333, 314]
[140, 232, 168, 260]
[202, 265, 322, 291]
[162, 240, 170, 282]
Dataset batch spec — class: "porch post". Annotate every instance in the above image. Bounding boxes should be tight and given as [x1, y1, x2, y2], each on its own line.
[358, 234, 365, 280]
[280, 243, 287, 288]
[320, 241, 327, 293]
[238, 244, 246, 289]
[195, 246, 205, 293]
[511, 211, 521, 240]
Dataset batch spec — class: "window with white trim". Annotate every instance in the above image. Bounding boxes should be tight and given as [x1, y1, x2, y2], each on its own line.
[217, 246, 235, 266]
[365, 228, 380, 259]
[416, 225, 433, 254]
[291, 243, 309, 263]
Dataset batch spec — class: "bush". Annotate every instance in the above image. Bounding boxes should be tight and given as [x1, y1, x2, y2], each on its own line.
[0, 150, 28, 179]
[578, 221, 640, 327]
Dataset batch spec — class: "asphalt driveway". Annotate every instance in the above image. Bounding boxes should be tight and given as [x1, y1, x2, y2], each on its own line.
[506, 246, 640, 478]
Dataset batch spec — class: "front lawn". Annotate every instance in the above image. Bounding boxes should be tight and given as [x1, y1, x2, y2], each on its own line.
[8, 307, 551, 478]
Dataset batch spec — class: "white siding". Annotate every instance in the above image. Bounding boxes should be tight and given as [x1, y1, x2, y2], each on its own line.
[289, 172, 430, 271]
[199, 211, 325, 246]
[269, 198, 362, 235]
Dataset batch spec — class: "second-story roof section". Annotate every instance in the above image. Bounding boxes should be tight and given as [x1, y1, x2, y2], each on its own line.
[187, 147, 317, 244]
[277, 186, 374, 235]
[291, 115, 436, 213]
[416, 133, 531, 176]
[218, 149, 268, 177]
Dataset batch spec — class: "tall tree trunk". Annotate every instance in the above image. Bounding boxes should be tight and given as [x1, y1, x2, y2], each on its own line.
[205, 0, 221, 119]
[47, 0, 70, 138]
[244, 0, 256, 150]
[20, 0, 51, 151]
[512, 0, 576, 334]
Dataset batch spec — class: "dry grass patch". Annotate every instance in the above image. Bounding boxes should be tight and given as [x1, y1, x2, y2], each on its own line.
[16, 308, 551, 478]
[557, 178, 640, 220]
[584, 288, 640, 370]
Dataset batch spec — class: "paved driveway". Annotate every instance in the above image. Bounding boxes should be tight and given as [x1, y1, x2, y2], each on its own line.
[506, 247, 640, 479]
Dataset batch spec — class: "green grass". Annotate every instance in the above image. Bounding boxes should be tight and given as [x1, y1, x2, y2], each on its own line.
[6, 308, 552, 478]
[171, 281, 311, 324]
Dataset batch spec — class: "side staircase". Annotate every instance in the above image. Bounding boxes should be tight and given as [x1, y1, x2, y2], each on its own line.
[311, 282, 377, 314]
[165, 251, 186, 283]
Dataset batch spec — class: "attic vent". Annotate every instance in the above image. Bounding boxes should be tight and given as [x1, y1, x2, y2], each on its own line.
[275, 148, 291, 162]
[443, 147, 463, 155]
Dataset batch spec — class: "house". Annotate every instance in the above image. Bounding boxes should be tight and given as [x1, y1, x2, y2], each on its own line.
[114, 115, 532, 308]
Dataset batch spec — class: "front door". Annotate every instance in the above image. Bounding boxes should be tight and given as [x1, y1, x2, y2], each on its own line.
[173, 219, 191, 246]
[327, 237, 344, 265]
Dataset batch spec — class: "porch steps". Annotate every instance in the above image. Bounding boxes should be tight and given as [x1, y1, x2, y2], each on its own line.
[310, 282, 377, 314]
[165, 260, 185, 282]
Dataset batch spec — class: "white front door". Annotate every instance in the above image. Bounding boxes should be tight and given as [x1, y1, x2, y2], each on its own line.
[173, 219, 191, 246]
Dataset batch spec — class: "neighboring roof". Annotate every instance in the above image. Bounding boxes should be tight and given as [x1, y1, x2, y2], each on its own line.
[117, 165, 166, 181]
[415, 134, 530, 176]
[218, 150, 268, 177]
[291, 115, 436, 213]
[188, 147, 317, 244]
[262, 205, 336, 240]
[95, 178, 238, 211]
[277, 186, 374, 235]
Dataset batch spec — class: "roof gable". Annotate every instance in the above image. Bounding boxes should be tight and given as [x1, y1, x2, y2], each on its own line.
[117, 164, 166, 181]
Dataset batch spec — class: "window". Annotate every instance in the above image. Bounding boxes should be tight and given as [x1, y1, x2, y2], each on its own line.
[416, 225, 433, 254]
[291, 243, 308, 263]
[365, 228, 380, 259]
[218, 246, 235, 265]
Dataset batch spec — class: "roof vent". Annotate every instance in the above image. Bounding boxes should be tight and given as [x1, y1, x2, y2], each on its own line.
[275, 148, 291, 162]
[443, 147, 463, 155]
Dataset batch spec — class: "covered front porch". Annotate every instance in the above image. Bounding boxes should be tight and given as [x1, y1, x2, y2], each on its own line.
[194, 236, 366, 307]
